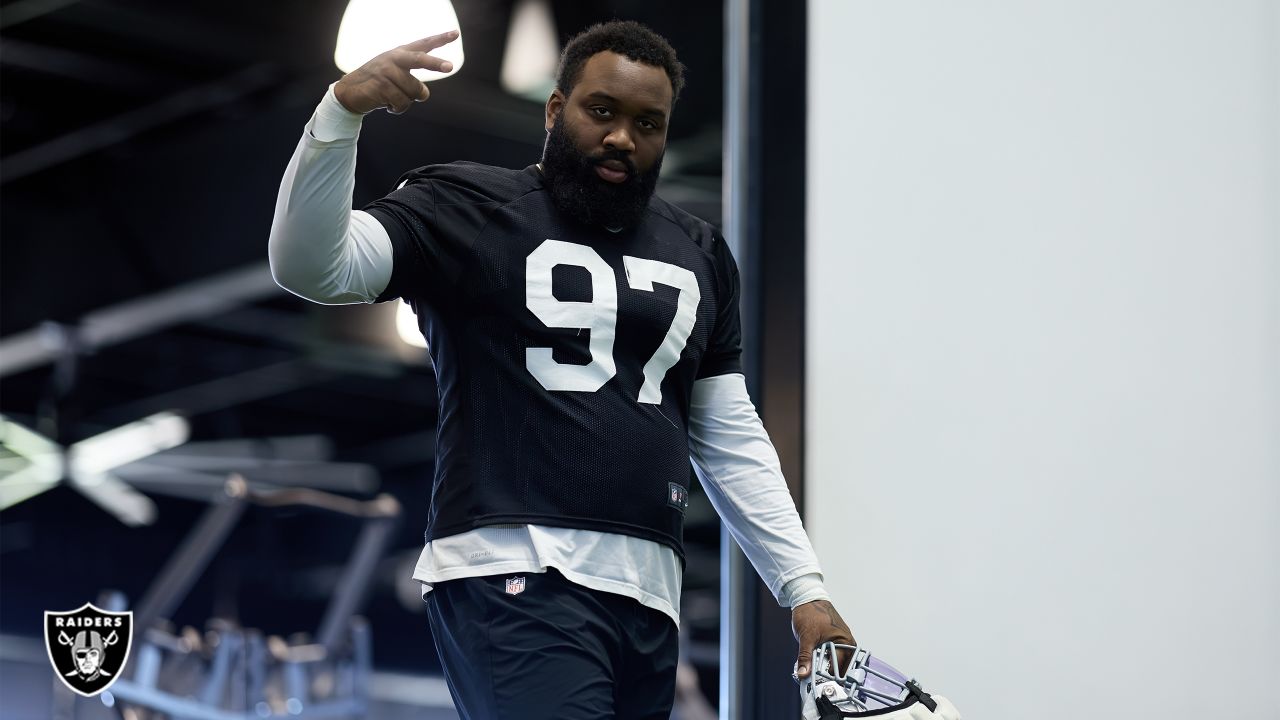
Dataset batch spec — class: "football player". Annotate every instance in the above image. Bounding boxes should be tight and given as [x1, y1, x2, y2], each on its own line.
[269, 20, 855, 719]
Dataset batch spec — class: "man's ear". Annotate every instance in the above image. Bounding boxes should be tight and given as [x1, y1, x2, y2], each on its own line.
[545, 89, 565, 132]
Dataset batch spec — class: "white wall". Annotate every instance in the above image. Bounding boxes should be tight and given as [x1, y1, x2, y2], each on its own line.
[805, 2, 1279, 718]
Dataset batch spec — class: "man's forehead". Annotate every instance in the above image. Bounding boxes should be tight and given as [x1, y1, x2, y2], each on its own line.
[574, 51, 673, 114]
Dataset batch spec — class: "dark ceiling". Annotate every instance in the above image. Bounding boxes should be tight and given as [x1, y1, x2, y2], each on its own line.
[0, 0, 725, 332]
[0, 0, 726, 681]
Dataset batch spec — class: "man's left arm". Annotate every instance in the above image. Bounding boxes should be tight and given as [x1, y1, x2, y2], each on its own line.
[687, 372, 856, 679]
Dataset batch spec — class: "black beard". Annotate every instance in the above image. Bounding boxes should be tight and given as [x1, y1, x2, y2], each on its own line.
[540, 114, 663, 231]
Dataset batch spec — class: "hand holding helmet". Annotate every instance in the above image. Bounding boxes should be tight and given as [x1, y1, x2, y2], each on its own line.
[796, 641, 963, 720]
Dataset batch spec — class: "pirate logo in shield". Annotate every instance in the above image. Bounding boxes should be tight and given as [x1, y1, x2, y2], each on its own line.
[44, 603, 133, 697]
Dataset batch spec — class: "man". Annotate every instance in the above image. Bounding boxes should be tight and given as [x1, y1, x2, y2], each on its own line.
[269, 20, 854, 719]
[69, 631, 111, 682]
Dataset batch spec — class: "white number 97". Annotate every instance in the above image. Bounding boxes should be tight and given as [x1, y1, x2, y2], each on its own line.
[525, 239, 700, 404]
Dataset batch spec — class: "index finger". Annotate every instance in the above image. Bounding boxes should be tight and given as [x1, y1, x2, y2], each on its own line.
[402, 30, 460, 53]
[390, 49, 453, 73]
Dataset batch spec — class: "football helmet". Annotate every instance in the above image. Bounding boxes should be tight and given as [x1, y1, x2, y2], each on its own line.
[796, 641, 962, 720]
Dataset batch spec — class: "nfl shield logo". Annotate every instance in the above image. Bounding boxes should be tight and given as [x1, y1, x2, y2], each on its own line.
[505, 577, 526, 595]
[44, 603, 133, 697]
[667, 482, 689, 510]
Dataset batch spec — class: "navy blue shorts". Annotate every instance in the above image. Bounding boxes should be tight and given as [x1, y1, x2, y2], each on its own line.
[424, 568, 679, 719]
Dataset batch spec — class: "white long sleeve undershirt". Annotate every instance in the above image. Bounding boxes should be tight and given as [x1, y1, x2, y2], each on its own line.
[688, 373, 828, 607]
[268, 85, 830, 626]
[268, 83, 393, 305]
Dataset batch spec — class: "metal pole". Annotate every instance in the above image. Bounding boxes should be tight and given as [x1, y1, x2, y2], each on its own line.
[721, 0, 756, 717]
[721, 0, 809, 715]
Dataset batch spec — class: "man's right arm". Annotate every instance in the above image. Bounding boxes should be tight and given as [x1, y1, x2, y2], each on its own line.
[268, 83, 393, 305]
[267, 31, 458, 305]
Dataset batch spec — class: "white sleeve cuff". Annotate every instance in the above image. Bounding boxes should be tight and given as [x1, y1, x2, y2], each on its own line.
[309, 82, 366, 142]
[782, 572, 830, 608]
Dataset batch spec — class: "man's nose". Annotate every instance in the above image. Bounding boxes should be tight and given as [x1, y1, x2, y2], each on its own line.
[603, 125, 635, 154]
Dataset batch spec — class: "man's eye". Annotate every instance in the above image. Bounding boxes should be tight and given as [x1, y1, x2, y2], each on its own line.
[639, 120, 657, 130]
[591, 107, 612, 117]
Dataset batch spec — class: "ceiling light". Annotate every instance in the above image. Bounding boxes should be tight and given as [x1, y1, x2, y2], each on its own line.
[335, 0, 464, 81]
[500, 0, 559, 101]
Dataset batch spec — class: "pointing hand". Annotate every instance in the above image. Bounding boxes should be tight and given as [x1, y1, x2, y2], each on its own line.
[334, 30, 458, 115]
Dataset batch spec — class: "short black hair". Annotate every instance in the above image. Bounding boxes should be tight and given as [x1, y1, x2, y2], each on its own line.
[555, 20, 686, 105]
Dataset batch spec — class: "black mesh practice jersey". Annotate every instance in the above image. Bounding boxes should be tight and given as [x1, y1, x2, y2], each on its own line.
[363, 161, 742, 559]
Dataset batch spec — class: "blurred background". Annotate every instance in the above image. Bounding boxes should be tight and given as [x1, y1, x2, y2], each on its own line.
[3, 1, 1278, 719]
